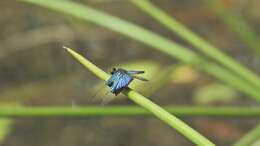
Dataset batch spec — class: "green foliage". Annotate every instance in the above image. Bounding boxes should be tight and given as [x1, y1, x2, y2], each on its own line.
[15, 0, 260, 145]
[18, 0, 260, 101]
[0, 119, 13, 144]
[204, 0, 260, 56]
[233, 125, 260, 146]
[193, 83, 238, 104]
[0, 106, 259, 117]
[131, 0, 260, 90]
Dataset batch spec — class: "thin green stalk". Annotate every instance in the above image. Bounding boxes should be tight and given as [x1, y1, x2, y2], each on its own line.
[19, 0, 260, 100]
[233, 124, 260, 146]
[0, 118, 13, 144]
[130, 0, 260, 90]
[204, 0, 260, 56]
[64, 47, 215, 146]
[0, 106, 259, 117]
[198, 60, 260, 100]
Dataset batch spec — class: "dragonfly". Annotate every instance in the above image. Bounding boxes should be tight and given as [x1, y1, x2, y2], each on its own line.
[106, 68, 148, 95]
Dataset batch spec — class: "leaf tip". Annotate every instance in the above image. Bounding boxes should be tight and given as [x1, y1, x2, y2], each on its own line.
[63, 46, 74, 55]
[63, 46, 70, 51]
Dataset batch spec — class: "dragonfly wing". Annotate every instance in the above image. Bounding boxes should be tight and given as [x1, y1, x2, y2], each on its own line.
[133, 75, 148, 81]
[111, 73, 133, 95]
[127, 70, 145, 74]
[106, 70, 125, 87]
[107, 71, 121, 90]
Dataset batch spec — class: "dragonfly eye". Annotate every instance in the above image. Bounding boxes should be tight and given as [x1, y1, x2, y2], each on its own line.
[110, 68, 117, 74]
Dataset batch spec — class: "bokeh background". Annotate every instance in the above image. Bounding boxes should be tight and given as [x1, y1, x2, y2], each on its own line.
[0, 0, 260, 146]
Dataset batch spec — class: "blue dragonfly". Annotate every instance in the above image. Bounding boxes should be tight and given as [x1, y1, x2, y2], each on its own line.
[106, 68, 148, 95]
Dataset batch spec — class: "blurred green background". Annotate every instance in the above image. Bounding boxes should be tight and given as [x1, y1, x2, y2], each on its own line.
[0, 0, 260, 146]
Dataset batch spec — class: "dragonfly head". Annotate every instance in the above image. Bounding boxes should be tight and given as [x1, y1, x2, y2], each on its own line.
[110, 68, 117, 75]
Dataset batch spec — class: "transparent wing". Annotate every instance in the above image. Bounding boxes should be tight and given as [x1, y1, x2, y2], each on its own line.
[127, 70, 145, 74]
[133, 75, 148, 81]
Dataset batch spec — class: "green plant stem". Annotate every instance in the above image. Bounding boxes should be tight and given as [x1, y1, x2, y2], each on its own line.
[233, 124, 260, 146]
[64, 47, 215, 146]
[198, 61, 260, 100]
[0, 118, 13, 144]
[130, 0, 260, 90]
[0, 106, 259, 117]
[204, 0, 260, 56]
[19, 0, 260, 100]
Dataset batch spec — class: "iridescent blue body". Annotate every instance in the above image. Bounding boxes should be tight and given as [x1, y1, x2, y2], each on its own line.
[106, 68, 148, 95]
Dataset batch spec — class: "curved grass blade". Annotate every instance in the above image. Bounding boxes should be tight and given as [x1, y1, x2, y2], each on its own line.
[130, 0, 260, 91]
[233, 124, 260, 146]
[19, 0, 260, 100]
[64, 46, 215, 146]
[204, 0, 260, 56]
